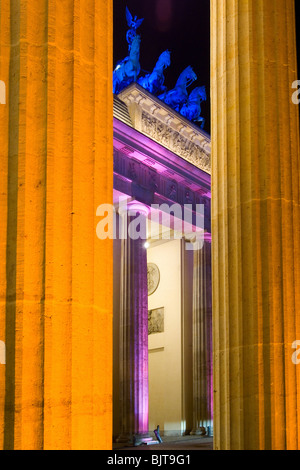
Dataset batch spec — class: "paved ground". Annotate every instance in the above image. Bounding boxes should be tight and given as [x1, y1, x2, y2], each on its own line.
[113, 435, 214, 451]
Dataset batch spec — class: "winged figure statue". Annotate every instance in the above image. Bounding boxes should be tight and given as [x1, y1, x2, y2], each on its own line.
[126, 6, 144, 50]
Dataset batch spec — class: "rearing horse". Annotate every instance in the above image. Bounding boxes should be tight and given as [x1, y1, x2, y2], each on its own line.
[113, 34, 141, 94]
[138, 50, 171, 96]
[180, 86, 207, 128]
[158, 66, 197, 112]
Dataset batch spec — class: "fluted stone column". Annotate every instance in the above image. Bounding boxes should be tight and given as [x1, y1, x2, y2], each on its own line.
[0, 0, 113, 450]
[211, 0, 300, 450]
[117, 203, 150, 444]
[190, 240, 213, 436]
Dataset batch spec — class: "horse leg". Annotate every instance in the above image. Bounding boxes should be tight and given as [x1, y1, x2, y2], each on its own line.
[124, 62, 135, 83]
[133, 65, 139, 83]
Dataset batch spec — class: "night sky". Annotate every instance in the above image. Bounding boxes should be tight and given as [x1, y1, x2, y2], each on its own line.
[114, 0, 300, 135]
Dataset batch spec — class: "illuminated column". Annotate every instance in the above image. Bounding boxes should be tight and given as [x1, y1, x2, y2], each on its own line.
[211, 0, 300, 450]
[0, 0, 113, 450]
[190, 239, 213, 436]
[0, 0, 10, 450]
[117, 203, 150, 444]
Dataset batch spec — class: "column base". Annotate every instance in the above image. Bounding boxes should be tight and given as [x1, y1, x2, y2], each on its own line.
[115, 434, 131, 444]
[134, 433, 159, 447]
[134, 437, 159, 446]
[116, 433, 159, 446]
[190, 427, 207, 436]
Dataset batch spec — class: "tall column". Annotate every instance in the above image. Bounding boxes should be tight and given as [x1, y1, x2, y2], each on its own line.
[211, 0, 300, 450]
[0, 0, 113, 450]
[190, 240, 213, 436]
[117, 203, 150, 444]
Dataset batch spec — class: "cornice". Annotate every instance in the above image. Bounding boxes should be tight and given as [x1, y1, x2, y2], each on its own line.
[117, 83, 211, 175]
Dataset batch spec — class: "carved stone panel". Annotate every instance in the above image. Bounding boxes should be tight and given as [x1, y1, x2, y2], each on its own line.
[148, 307, 164, 335]
[141, 111, 211, 174]
[147, 263, 160, 296]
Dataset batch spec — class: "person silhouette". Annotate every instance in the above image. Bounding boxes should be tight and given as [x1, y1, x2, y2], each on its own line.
[154, 425, 163, 443]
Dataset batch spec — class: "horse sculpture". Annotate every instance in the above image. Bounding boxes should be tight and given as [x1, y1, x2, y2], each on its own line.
[113, 34, 141, 94]
[138, 50, 171, 96]
[180, 86, 207, 128]
[158, 65, 197, 112]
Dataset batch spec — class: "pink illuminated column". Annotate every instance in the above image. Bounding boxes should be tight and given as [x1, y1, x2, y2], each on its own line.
[190, 238, 213, 436]
[117, 202, 150, 444]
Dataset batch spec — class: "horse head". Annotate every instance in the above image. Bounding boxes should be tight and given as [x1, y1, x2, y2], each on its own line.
[189, 86, 207, 103]
[156, 50, 171, 70]
[176, 66, 197, 89]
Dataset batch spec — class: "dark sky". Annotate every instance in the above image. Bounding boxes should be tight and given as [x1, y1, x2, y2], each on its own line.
[114, 0, 300, 135]
[113, 0, 210, 132]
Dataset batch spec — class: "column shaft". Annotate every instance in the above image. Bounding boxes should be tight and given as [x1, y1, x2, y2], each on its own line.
[191, 240, 213, 436]
[211, 0, 300, 450]
[118, 209, 149, 443]
[0, 0, 113, 450]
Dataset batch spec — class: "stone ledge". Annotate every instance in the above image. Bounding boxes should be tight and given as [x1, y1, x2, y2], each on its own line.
[117, 83, 211, 175]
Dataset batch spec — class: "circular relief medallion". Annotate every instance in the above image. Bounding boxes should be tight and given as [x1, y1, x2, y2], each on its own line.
[147, 263, 160, 296]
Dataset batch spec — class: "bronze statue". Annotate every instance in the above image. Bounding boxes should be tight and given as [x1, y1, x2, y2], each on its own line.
[138, 50, 171, 95]
[180, 86, 207, 128]
[113, 34, 141, 94]
[126, 7, 144, 51]
[158, 66, 197, 113]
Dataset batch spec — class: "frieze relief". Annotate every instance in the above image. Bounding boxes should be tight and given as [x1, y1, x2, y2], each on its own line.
[141, 111, 211, 174]
[114, 147, 211, 209]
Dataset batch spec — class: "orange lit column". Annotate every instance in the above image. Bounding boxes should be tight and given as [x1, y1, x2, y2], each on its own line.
[0, 0, 113, 450]
[117, 203, 150, 445]
[211, 0, 300, 450]
[0, 0, 10, 450]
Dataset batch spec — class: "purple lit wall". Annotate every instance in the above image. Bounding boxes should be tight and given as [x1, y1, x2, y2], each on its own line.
[113, 106, 212, 438]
